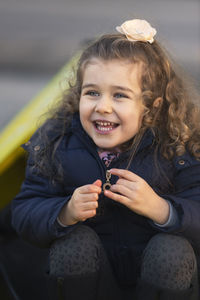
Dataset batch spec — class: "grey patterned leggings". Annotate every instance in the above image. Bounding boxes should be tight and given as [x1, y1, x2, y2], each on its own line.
[141, 233, 198, 290]
[49, 225, 199, 300]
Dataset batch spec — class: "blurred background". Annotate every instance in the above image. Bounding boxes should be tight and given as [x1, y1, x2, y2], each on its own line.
[0, 1, 199, 299]
[0, 0, 200, 131]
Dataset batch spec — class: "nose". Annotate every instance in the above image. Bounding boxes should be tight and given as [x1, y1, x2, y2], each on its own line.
[94, 96, 113, 114]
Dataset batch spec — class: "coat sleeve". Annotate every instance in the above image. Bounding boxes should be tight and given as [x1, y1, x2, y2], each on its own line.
[152, 153, 200, 252]
[11, 138, 74, 248]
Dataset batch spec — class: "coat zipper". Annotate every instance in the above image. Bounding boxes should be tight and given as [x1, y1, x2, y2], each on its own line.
[102, 170, 112, 191]
[73, 129, 123, 190]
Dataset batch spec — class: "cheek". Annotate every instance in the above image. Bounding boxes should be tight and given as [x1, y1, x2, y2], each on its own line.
[79, 100, 87, 118]
[79, 101, 92, 130]
[136, 112, 144, 129]
[123, 108, 144, 129]
[79, 98, 91, 113]
[79, 101, 86, 125]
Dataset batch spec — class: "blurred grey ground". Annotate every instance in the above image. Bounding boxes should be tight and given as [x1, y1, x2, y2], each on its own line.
[0, 0, 200, 131]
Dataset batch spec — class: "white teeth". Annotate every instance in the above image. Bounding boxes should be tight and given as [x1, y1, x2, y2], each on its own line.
[97, 126, 112, 131]
[94, 120, 117, 132]
[96, 121, 115, 126]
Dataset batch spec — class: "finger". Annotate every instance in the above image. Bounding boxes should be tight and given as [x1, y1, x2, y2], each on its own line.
[109, 168, 141, 182]
[115, 178, 134, 189]
[110, 184, 134, 200]
[104, 189, 130, 207]
[93, 179, 102, 189]
[79, 209, 97, 221]
[78, 184, 101, 194]
[79, 193, 99, 202]
[81, 201, 98, 211]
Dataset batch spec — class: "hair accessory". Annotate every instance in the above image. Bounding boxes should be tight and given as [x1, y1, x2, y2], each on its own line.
[116, 19, 157, 44]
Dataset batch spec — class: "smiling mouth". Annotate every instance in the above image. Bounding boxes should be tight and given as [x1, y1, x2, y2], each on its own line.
[93, 120, 119, 133]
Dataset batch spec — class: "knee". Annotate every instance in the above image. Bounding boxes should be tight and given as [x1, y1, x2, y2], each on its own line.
[141, 234, 197, 290]
[49, 225, 102, 277]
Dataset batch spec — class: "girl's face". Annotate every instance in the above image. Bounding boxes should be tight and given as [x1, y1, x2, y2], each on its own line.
[79, 58, 144, 150]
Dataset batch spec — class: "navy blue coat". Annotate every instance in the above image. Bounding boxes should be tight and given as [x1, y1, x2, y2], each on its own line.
[12, 114, 200, 285]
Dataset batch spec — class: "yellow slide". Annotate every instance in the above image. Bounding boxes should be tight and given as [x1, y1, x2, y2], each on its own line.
[0, 54, 79, 210]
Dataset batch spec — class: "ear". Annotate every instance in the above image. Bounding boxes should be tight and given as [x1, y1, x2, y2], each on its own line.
[153, 97, 163, 108]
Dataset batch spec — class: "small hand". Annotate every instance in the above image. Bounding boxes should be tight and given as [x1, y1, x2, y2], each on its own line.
[104, 168, 169, 224]
[59, 179, 102, 225]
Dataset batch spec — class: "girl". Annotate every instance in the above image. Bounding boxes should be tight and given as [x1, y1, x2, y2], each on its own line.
[12, 19, 200, 299]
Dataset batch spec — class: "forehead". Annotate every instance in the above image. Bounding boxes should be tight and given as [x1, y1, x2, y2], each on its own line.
[82, 58, 142, 89]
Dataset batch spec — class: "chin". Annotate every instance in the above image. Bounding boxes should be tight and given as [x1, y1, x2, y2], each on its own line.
[95, 142, 118, 150]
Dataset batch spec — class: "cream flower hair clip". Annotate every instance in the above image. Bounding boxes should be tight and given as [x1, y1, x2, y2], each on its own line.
[116, 19, 157, 44]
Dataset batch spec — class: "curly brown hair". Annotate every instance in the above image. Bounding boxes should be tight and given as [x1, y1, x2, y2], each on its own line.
[35, 33, 200, 180]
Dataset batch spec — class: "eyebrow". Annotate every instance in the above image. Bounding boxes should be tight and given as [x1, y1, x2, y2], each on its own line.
[82, 84, 98, 90]
[82, 84, 135, 94]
